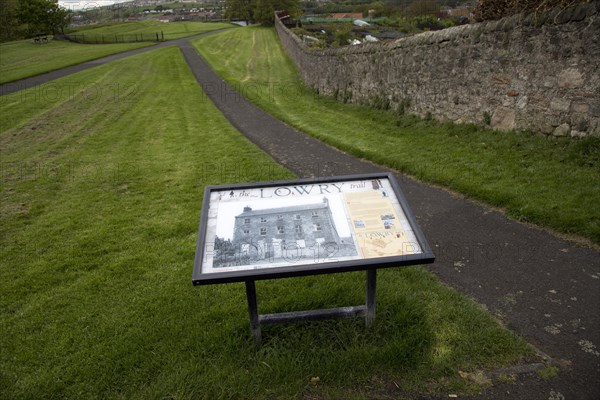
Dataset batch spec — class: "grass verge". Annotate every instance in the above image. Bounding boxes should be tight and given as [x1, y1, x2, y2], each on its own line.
[68, 20, 236, 41]
[0, 38, 154, 84]
[0, 46, 534, 398]
[191, 26, 600, 244]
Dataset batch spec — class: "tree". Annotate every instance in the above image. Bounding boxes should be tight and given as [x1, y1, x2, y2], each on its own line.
[225, 0, 300, 25]
[214, 236, 236, 265]
[404, 0, 439, 17]
[16, 0, 71, 36]
[253, 0, 276, 24]
[258, 0, 301, 24]
[225, 0, 253, 23]
[354, 1, 386, 18]
[0, 0, 22, 41]
[46, 2, 71, 32]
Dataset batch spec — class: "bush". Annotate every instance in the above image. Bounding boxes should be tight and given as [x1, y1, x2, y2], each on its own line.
[413, 15, 445, 31]
[332, 23, 353, 47]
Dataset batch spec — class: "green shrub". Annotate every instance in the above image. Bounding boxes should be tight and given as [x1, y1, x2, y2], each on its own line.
[414, 15, 445, 31]
[332, 23, 353, 47]
[371, 94, 391, 110]
[483, 111, 492, 125]
[397, 98, 411, 115]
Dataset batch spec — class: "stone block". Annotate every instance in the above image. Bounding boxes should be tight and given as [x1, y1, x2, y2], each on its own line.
[590, 103, 600, 117]
[555, 7, 573, 24]
[517, 96, 529, 110]
[553, 123, 570, 137]
[550, 97, 572, 112]
[502, 97, 516, 107]
[491, 107, 516, 131]
[572, 102, 590, 114]
[558, 68, 584, 88]
[543, 77, 556, 88]
[539, 121, 555, 135]
[571, 3, 589, 21]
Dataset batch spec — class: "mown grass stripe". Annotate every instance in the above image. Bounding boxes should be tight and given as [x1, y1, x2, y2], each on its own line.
[192, 26, 600, 244]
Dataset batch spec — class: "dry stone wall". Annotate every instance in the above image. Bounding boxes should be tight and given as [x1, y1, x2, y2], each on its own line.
[275, 2, 600, 137]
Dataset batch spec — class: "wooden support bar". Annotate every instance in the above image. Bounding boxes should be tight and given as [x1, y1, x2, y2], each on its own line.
[245, 280, 261, 344]
[260, 305, 367, 325]
[244, 269, 378, 343]
[366, 269, 377, 328]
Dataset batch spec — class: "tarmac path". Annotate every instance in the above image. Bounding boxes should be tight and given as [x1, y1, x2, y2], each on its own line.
[0, 30, 229, 96]
[2, 31, 599, 399]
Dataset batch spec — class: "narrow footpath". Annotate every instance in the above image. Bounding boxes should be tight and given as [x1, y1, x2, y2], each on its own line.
[179, 41, 600, 400]
[0, 30, 228, 96]
[2, 34, 598, 400]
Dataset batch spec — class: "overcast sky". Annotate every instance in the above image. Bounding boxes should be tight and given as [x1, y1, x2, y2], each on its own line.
[59, 1, 132, 11]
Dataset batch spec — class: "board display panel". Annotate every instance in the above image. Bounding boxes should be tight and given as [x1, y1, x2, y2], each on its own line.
[192, 173, 434, 285]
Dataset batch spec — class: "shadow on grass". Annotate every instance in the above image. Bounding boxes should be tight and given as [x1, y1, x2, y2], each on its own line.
[214, 274, 434, 392]
[190, 269, 533, 398]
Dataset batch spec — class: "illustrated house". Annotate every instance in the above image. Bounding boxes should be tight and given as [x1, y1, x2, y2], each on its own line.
[232, 198, 341, 259]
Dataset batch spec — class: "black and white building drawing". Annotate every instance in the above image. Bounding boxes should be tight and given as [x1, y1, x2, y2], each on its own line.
[213, 197, 357, 267]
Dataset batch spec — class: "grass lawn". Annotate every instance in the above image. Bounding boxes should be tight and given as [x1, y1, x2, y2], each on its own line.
[0, 38, 154, 84]
[68, 20, 235, 41]
[0, 47, 534, 398]
[192, 27, 600, 244]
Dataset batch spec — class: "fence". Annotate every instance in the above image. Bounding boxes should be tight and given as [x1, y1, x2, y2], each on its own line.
[63, 31, 165, 44]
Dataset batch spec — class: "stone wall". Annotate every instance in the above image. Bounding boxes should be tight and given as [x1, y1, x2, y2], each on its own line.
[275, 2, 600, 137]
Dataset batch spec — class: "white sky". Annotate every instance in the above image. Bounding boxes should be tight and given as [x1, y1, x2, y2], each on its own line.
[59, 1, 132, 11]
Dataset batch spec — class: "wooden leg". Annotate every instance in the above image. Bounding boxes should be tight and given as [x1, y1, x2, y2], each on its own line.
[245, 280, 261, 344]
[245, 270, 377, 344]
[366, 269, 377, 328]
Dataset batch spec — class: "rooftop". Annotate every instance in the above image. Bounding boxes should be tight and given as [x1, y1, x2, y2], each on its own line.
[236, 200, 329, 217]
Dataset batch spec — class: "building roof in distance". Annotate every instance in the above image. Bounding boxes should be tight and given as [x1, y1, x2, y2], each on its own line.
[237, 201, 328, 218]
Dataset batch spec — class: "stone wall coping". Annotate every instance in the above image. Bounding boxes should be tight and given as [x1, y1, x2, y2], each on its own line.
[276, 0, 599, 57]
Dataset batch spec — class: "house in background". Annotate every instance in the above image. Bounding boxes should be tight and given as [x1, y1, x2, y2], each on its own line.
[331, 12, 364, 20]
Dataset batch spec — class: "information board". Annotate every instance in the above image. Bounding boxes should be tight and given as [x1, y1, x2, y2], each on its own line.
[192, 173, 434, 285]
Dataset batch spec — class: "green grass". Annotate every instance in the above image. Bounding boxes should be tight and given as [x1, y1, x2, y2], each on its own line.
[0, 38, 154, 84]
[0, 46, 534, 398]
[192, 26, 600, 244]
[69, 20, 236, 41]
[537, 365, 559, 380]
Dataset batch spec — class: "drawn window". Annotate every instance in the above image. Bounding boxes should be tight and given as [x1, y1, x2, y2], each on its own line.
[260, 228, 267, 236]
[295, 214, 301, 220]
[312, 211, 319, 218]
[277, 226, 284, 234]
[260, 217, 267, 223]
[295, 225, 303, 234]
[277, 215, 283, 220]
[243, 229, 249, 235]
[244, 218, 250, 224]
[314, 223, 322, 231]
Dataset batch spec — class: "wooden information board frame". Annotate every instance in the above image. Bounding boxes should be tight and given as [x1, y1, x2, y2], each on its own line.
[192, 172, 434, 342]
